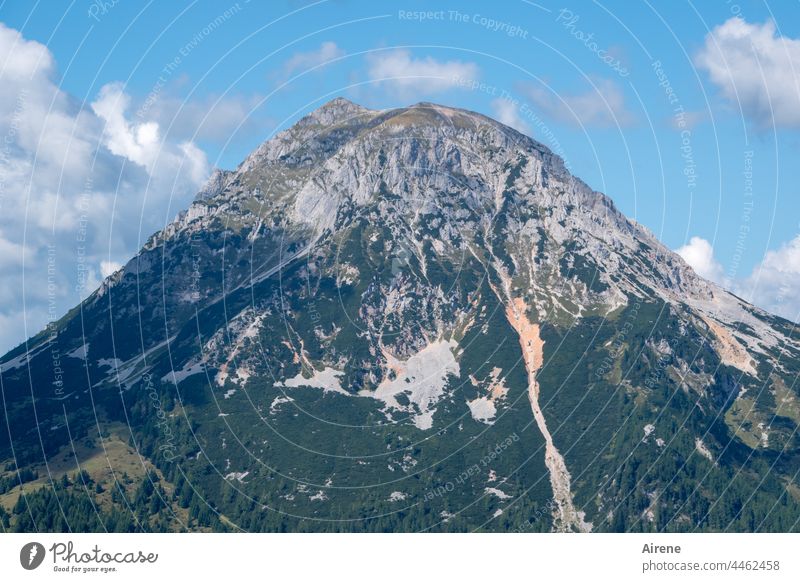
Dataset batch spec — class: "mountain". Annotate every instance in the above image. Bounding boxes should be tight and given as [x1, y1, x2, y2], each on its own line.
[1, 98, 800, 533]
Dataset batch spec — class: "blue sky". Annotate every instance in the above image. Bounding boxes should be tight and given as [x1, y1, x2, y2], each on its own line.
[0, 0, 799, 352]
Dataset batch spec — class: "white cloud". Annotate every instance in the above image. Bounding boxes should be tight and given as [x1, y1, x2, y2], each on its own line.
[736, 235, 800, 322]
[695, 17, 800, 129]
[91, 83, 208, 184]
[283, 41, 344, 77]
[0, 21, 54, 79]
[490, 98, 531, 134]
[676, 234, 800, 322]
[520, 78, 634, 128]
[0, 23, 211, 353]
[676, 236, 725, 283]
[365, 50, 479, 97]
[0, 231, 32, 268]
[100, 260, 122, 278]
[92, 83, 163, 170]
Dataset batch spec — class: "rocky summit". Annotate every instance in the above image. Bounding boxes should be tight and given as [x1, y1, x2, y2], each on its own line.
[1, 98, 799, 532]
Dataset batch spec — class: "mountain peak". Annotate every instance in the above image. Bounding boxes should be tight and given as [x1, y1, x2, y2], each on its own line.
[304, 96, 375, 125]
[320, 96, 361, 109]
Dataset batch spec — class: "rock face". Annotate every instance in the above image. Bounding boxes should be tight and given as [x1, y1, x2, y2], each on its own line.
[2, 98, 800, 533]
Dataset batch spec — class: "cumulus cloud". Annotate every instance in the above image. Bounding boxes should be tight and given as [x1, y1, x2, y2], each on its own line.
[737, 235, 800, 322]
[676, 236, 725, 283]
[91, 82, 208, 184]
[0, 23, 210, 353]
[100, 260, 122, 278]
[695, 18, 800, 129]
[92, 83, 163, 170]
[0, 232, 32, 268]
[490, 98, 531, 134]
[282, 41, 345, 77]
[677, 234, 800, 322]
[365, 49, 479, 97]
[0, 21, 54, 80]
[519, 78, 634, 128]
